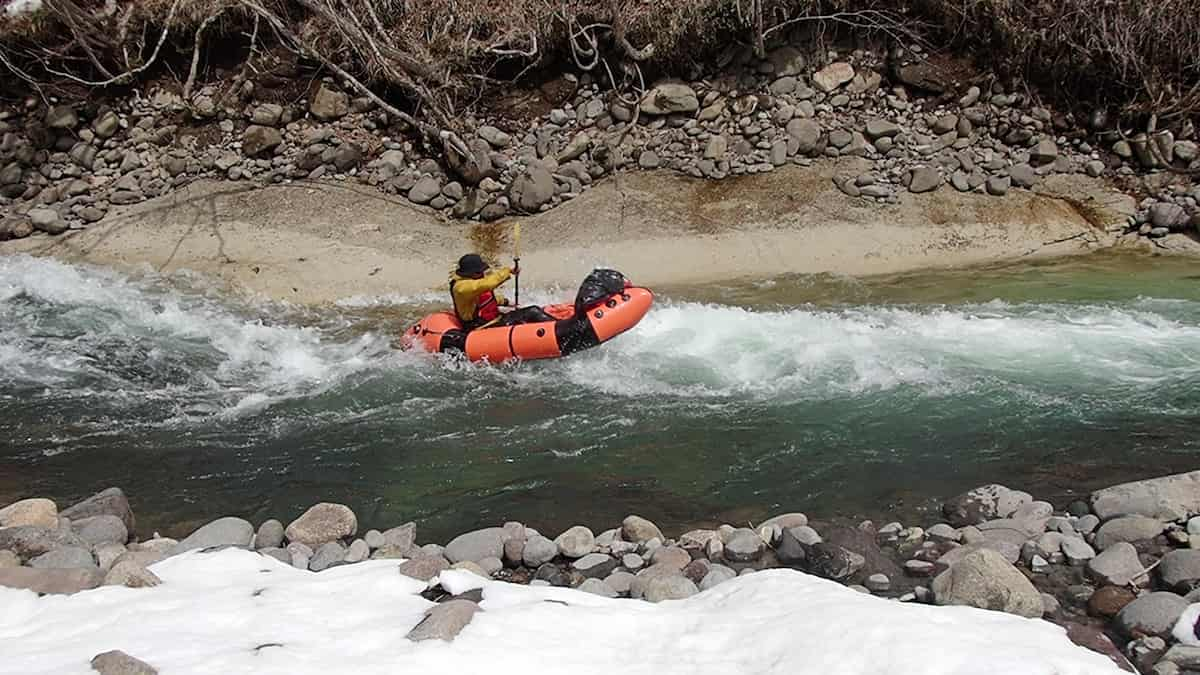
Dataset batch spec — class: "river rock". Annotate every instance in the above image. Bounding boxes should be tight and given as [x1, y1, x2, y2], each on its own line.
[1087, 542, 1148, 586]
[310, 84, 349, 121]
[284, 503, 356, 548]
[29, 546, 96, 570]
[1061, 537, 1096, 565]
[555, 526, 595, 558]
[509, 164, 555, 212]
[1094, 515, 1164, 550]
[1091, 470, 1200, 521]
[28, 208, 67, 235]
[805, 543, 864, 581]
[578, 578, 618, 598]
[91, 650, 158, 675]
[242, 125, 282, 158]
[1115, 592, 1190, 639]
[1010, 163, 1038, 188]
[333, 143, 363, 172]
[250, 104, 283, 127]
[768, 46, 806, 76]
[931, 548, 1042, 618]
[92, 111, 120, 139]
[1031, 139, 1059, 165]
[0, 566, 102, 594]
[641, 574, 699, 602]
[651, 546, 691, 571]
[0, 525, 85, 560]
[61, 488, 134, 534]
[700, 565, 737, 591]
[909, 167, 941, 193]
[1158, 550, 1200, 593]
[445, 528, 505, 564]
[172, 517, 254, 555]
[478, 125, 511, 149]
[573, 552, 618, 579]
[622, 515, 663, 544]
[0, 499, 58, 529]
[522, 535, 557, 567]
[786, 119, 821, 154]
[381, 523, 416, 554]
[943, 484, 1030, 527]
[639, 83, 698, 115]
[986, 176, 1011, 196]
[865, 119, 900, 140]
[45, 104, 78, 130]
[1087, 585, 1135, 618]
[812, 63, 854, 93]
[724, 528, 765, 563]
[406, 599, 479, 642]
[1151, 203, 1189, 230]
[254, 520, 285, 550]
[396, 555, 449, 583]
[309, 541, 346, 572]
[74, 515, 128, 548]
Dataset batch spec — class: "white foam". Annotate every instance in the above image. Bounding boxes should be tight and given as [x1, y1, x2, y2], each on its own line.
[0, 549, 1122, 675]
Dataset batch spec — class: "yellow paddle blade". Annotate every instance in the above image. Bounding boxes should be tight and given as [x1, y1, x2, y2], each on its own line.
[513, 222, 521, 260]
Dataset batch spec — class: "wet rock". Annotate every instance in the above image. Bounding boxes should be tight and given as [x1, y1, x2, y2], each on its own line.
[812, 63, 855, 93]
[74, 515, 128, 548]
[943, 484, 1029, 527]
[1115, 592, 1189, 639]
[555, 526, 595, 558]
[805, 543, 864, 582]
[445, 528, 505, 564]
[931, 548, 1042, 618]
[91, 650, 158, 675]
[640, 83, 699, 115]
[310, 84, 349, 121]
[1088, 585, 1136, 618]
[0, 499, 58, 529]
[1087, 542, 1148, 587]
[284, 503, 357, 548]
[242, 125, 283, 158]
[1094, 515, 1164, 551]
[406, 599, 479, 642]
[0, 566, 102, 594]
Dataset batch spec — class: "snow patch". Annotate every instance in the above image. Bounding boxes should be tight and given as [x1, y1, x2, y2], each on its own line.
[0, 548, 1122, 674]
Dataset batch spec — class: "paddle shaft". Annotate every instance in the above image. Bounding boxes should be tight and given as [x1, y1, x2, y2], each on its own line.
[513, 223, 521, 307]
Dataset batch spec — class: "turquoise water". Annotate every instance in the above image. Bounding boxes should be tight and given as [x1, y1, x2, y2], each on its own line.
[1, 252, 1198, 541]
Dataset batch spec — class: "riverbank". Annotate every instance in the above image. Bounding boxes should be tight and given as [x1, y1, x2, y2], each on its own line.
[5, 167, 1191, 305]
[9, 471, 1200, 673]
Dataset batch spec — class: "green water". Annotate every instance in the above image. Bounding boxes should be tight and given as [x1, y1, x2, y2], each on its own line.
[1, 251, 1198, 541]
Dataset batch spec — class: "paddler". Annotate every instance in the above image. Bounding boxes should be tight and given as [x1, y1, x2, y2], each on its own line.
[450, 254, 550, 330]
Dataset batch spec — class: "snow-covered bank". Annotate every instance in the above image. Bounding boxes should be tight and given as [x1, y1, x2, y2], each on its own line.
[0, 549, 1121, 675]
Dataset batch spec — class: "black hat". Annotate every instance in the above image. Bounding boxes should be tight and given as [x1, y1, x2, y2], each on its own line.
[456, 254, 489, 276]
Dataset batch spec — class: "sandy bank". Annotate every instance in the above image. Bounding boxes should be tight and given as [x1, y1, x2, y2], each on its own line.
[3, 160, 1182, 305]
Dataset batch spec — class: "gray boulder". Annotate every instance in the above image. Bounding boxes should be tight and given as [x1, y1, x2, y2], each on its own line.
[75, 515, 128, 548]
[61, 489, 134, 533]
[723, 528, 764, 563]
[578, 578, 618, 598]
[554, 526, 595, 558]
[909, 167, 942, 194]
[700, 565, 737, 591]
[45, 104, 78, 129]
[242, 125, 282, 158]
[1091, 470, 1200, 521]
[1010, 163, 1038, 188]
[29, 208, 68, 235]
[250, 104, 284, 127]
[1158, 550, 1200, 593]
[865, 119, 901, 140]
[639, 83, 698, 115]
[786, 119, 822, 155]
[509, 164, 556, 212]
[171, 517, 254, 555]
[397, 555, 449, 583]
[1114, 592, 1189, 639]
[92, 110, 121, 137]
[931, 548, 1042, 618]
[308, 541, 346, 572]
[103, 559, 161, 588]
[284, 503, 357, 548]
[254, 520, 285, 550]
[1094, 515, 1163, 550]
[572, 553, 618, 579]
[406, 600, 479, 642]
[1031, 139, 1058, 165]
[444, 528, 505, 564]
[1086, 542, 1148, 587]
[1151, 203, 1189, 230]
[805, 543, 864, 582]
[0, 525, 85, 560]
[522, 535, 557, 567]
[812, 63, 855, 93]
[91, 650, 158, 675]
[408, 176, 442, 205]
[29, 546, 96, 570]
[942, 484, 1030, 526]
[0, 566, 102, 594]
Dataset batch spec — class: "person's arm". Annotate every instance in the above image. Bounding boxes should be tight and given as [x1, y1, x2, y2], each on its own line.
[452, 267, 512, 295]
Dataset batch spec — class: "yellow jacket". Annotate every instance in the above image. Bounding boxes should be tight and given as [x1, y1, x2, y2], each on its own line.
[450, 266, 512, 324]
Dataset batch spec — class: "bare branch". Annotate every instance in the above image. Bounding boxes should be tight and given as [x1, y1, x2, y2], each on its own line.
[183, 10, 226, 101]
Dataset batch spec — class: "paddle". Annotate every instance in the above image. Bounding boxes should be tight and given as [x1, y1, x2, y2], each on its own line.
[512, 221, 521, 308]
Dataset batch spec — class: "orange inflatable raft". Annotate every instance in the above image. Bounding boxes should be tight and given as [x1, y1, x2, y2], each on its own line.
[401, 269, 653, 363]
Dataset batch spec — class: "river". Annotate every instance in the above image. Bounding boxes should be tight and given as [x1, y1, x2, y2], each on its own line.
[2, 251, 1198, 542]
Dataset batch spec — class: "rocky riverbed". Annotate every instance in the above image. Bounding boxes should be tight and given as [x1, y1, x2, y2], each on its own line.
[1, 40, 1198, 249]
[9, 471, 1200, 673]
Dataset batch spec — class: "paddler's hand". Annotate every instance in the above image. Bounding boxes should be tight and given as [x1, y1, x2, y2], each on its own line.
[511, 264, 520, 276]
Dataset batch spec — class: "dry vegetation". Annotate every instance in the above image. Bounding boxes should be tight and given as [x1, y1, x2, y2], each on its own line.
[1, 0, 1197, 136]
